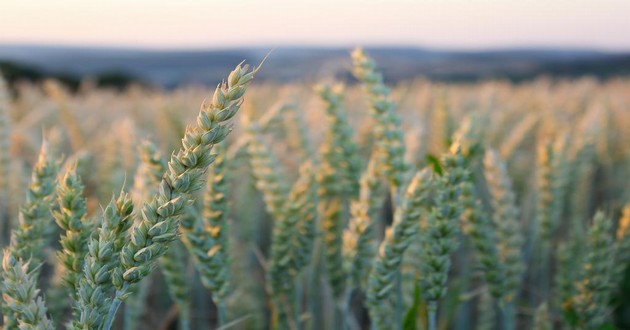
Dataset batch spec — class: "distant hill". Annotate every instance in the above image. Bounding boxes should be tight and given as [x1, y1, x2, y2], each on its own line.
[1, 44, 629, 89]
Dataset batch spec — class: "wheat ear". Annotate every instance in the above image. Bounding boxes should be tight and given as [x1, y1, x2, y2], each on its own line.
[54, 165, 90, 298]
[104, 62, 258, 330]
[367, 169, 432, 330]
[570, 211, 615, 328]
[351, 48, 408, 190]
[1, 252, 54, 330]
[71, 193, 133, 329]
[420, 146, 468, 330]
[267, 163, 318, 328]
[9, 140, 59, 269]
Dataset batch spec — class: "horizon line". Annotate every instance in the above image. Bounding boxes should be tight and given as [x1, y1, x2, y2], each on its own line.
[1, 41, 629, 54]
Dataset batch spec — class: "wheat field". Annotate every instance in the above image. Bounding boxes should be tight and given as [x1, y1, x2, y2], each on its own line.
[0, 49, 629, 330]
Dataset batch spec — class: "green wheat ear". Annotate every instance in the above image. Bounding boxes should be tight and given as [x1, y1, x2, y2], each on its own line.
[2, 251, 54, 329]
[570, 211, 615, 328]
[54, 164, 90, 298]
[367, 168, 433, 329]
[104, 61, 258, 330]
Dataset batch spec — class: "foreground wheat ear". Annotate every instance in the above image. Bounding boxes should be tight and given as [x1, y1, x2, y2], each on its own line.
[101, 61, 261, 330]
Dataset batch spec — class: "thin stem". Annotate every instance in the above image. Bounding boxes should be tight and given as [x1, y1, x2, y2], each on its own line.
[427, 301, 438, 330]
[342, 288, 353, 330]
[295, 282, 303, 330]
[501, 302, 516, 330]
[390, 185, 403, 330]
[217, 300, 227, 328]
[104, 283, 129, 330]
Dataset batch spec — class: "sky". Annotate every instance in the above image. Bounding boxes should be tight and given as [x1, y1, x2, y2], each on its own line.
[1, 0, 629, 51]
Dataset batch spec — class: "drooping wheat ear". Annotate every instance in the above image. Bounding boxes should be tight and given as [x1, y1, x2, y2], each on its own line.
[0, 76, 11, 245]
[266, 163, 318, 327]
[244, 122, 289, 220]
[420, 146, 468, 329]
[351, 48, 408, 190]
[459, 181, 504, 299]
[612, 204, 630, 289]
[54, 164, 90, 297]
[343, 153, 384, 290]
[106, 62, 258, 329]
[159, 240, 191, 330]
[9, 140, 59, 269]
[570, 211, 615, 329]
[71, 193, 134, 329]
[1, 252, 54, 330]
[367, 169, 433, 330]
[483, 149, 525, 304]
[532, 302, 552, 330]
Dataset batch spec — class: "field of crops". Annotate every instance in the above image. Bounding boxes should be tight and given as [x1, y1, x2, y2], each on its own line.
[0, 49, 629, 330]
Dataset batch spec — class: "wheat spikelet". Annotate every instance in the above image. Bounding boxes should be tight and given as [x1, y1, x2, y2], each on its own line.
[9, 141, 59, 269]
[179, 144, 232, 324]
[54, 165, 90, 297]
[483, 149, 525, 304]
[343, 154, 384, 290]
[459, 182, 504, 298]
[420, 146, 468, 329]
[1, 252, 54, 330]
[71, 193, 134, 329]
[316, 84, 362, 197]
[244, 122, 289, 221]
[570, 211, 615, 328]
[611, 204, 630, 291]
[554, 238, 584, 314]
[367, 169, 432, 329]
[267, 163, 318, 327]
[106, 62, 258, 329]
[351, 48, 408, 189]
[199, 144, 231, 301]
[130, 140, 192, 329]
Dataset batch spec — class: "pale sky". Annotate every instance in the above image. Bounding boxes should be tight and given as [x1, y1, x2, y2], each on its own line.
[1, 0, 629, 51]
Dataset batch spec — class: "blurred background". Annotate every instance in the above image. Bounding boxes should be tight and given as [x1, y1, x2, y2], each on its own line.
[1, 0, 629, 89]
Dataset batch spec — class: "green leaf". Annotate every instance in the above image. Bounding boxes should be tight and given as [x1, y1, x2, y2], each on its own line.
[403, 283, 422, 330]
[426, 154, 444, 176]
